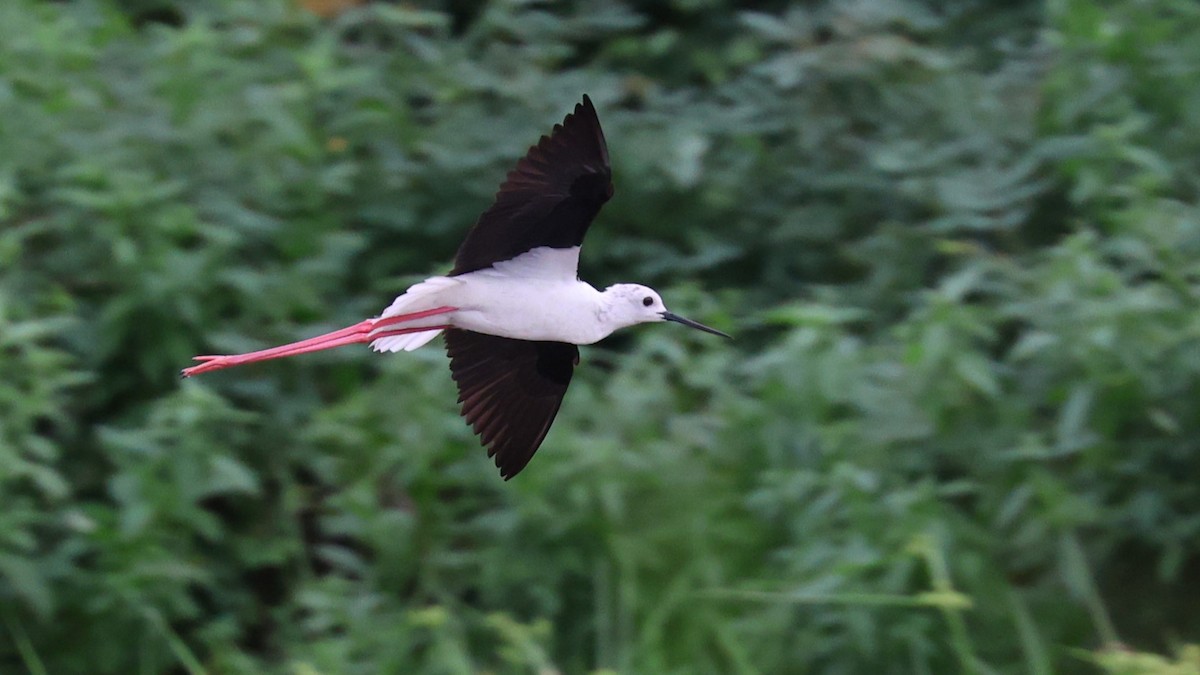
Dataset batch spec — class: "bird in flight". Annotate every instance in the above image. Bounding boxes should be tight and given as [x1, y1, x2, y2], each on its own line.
[183, 95, 729, 479]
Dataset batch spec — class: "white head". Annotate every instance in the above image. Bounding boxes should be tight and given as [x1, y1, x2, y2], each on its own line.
[601, 284, 731, 337]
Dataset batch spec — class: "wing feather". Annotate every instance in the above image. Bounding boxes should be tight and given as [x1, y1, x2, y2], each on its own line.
[444, 329, 579, 479]
[451, 96, 613, 275]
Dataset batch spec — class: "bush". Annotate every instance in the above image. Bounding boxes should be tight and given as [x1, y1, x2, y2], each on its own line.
[1, 0, 1197, 672]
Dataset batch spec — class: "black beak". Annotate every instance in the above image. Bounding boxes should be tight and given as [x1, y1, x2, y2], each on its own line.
[661, 312, 732, 339]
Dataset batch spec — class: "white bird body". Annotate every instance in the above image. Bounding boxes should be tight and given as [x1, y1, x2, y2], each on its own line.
[370, 246, 668, 350]
[428, 278, 608, 345]
[183, 96, 728, 479]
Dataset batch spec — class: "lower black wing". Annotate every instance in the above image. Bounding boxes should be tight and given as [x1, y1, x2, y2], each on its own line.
[444, 329, 579, 479]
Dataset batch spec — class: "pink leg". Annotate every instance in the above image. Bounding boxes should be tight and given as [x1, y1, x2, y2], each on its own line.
[182, 306, 456, 378]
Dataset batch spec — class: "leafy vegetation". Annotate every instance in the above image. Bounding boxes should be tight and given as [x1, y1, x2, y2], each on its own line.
[1, 0, 1198, 672]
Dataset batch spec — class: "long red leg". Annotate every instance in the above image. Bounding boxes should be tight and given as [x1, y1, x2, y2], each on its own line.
[182, 306, 456, 378]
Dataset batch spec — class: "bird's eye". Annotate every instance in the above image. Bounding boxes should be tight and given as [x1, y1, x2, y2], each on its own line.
[642, 296, 653, 307]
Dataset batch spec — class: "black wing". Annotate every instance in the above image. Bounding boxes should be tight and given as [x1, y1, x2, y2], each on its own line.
[444, 329, 579, 479]
[451, 95, 613, 275]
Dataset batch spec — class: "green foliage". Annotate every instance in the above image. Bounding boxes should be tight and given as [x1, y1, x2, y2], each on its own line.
[1, 0, 1198, 672]
[1092, 644, 1200, 675]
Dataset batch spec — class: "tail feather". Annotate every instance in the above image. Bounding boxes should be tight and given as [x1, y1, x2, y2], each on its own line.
[372, 329, 444, 353]
[379, 277, 459, 318]
[368, 276, 458, 353]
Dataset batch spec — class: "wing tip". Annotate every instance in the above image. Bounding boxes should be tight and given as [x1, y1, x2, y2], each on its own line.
[571, 93, 600, 129]
[506, 94, 604, 184]
[496, 452, 530, 480]
[450, 95, 611, 275]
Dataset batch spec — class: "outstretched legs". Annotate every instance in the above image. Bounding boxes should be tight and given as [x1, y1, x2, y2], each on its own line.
[181, 306, 457, 377]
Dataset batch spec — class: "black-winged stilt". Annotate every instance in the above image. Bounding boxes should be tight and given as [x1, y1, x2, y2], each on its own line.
[183, 96, 730, 478]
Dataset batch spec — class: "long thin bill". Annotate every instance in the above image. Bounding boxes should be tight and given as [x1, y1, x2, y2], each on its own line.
[661, 311, 731, 339]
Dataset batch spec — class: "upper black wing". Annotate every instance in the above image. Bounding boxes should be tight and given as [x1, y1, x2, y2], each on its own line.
[451, 95, 613, 276]
[444, 329, 579, 479]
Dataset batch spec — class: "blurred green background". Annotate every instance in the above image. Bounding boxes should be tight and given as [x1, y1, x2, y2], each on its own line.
[2, 0, 1199, 673]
